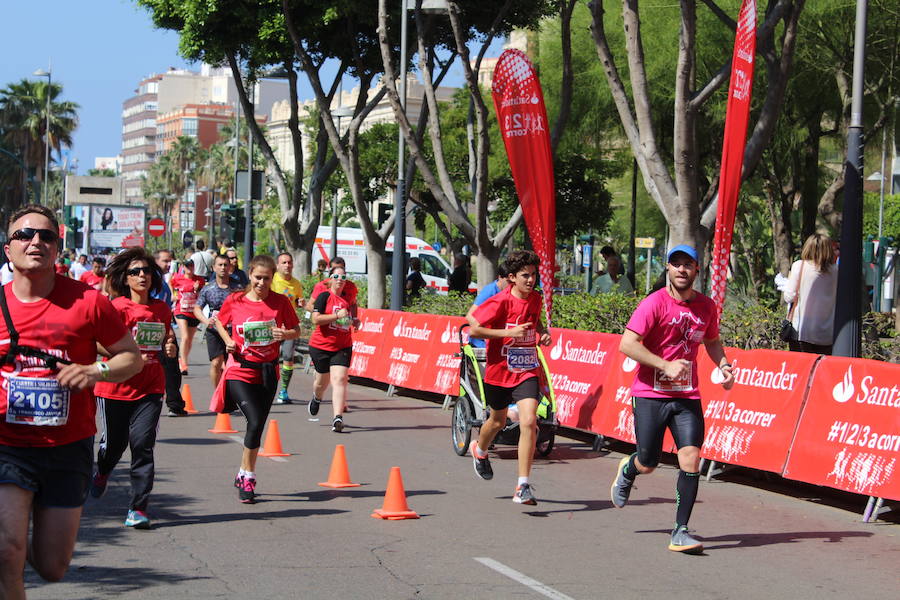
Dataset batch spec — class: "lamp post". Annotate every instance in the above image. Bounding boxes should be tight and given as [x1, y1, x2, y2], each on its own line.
[33, 64, 52, 206]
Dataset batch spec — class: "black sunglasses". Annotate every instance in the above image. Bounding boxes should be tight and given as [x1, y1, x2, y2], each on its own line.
[127, 266, 153, 276]
[9, 228, 58, 243]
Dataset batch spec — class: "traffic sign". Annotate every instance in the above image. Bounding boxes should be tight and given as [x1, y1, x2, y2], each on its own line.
[182, 230, 194, 249]
[635, 237, 655, 249]
[148, 218, 166, 238]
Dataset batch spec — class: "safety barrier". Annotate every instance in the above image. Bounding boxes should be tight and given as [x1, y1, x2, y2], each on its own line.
[349, 309, 899, 502]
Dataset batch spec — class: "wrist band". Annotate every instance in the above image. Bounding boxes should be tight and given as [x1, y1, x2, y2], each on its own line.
[95, 361, 110, 381]
[721, 363, 732, 369]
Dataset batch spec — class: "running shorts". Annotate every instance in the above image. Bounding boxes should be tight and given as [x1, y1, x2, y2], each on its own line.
[483, 377, 539, 411]
[309, 346, 352, 374]
[205, 328, 227, 360]
[175, 314, 200, 328]
[0, 437, 93, 508]
[631, 396, 704, 468]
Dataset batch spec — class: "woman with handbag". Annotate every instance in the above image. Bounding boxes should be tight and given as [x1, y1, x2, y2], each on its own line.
[782, 233, 838, 355]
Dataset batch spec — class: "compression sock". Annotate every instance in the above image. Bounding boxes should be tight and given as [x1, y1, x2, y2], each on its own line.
[623, 453, 640, 481]
[675, 470, 700, 527]
[281, 365, 293, 388]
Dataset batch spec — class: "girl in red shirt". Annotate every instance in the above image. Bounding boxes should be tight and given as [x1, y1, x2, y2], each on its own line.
[169, 258, 205, 374]
[213, 255, 300, 504]
[91, 247, 176, 529]
[308, 267, 356, 432]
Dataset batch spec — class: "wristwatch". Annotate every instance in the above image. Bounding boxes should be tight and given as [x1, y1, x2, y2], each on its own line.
[95, 361, 111, 381]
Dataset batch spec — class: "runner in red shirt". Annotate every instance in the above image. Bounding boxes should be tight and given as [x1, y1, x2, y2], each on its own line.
[308, 266, 356, 432]
[213, 255, 300, 504]
[0, 205, 141, 595]
[304, 256, 358, 313]
[170, 259, 205, 375]
[90, 247, 177, 530]
[467, 250, 551, 506]
[79, 256, 105, 290]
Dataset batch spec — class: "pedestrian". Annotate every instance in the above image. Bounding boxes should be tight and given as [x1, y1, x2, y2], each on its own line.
[80, 256, 105, 290]
[0, 204, 141, 594]
[194, 254, 243, 390]
[613, 244, 734, 554]
[782, 233, 838, 355]
[272, 252, 304, 405]
[593, 253, 634, 295]
[405, 257, 426, 304]
[464, 263, 510, 350]
[211, 255, 300, 503]
[91, 247, 177, 529]
[466, 250, 552, 505]
[316, 258, 328, 280]
[190, 239, 213, 278]
[448, 253, 470, 294]
[69, 254, 89, 280]
[170, 258, 205, 375]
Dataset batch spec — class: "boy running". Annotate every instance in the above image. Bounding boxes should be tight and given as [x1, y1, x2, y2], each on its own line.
[466, 250, 551, 505]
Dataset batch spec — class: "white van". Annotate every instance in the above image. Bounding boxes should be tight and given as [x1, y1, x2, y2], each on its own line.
[313, 226, 453, 293]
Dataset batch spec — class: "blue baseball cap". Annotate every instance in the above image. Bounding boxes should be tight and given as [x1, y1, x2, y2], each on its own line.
[666, 244, 698, 263]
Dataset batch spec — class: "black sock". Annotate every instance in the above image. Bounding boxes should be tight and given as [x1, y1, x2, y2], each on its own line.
[675, 470, 700, 527]
[623, 453, 640, 481]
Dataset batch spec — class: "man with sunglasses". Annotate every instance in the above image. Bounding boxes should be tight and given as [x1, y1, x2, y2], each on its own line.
[0, 205, 142, 595]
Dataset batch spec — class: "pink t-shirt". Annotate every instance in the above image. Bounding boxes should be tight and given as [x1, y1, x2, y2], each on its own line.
[625, 288, 719, 399]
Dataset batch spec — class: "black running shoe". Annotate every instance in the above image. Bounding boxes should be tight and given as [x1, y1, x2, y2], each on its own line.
[470, 441, 493, 480]
[308, 396, 320, 416]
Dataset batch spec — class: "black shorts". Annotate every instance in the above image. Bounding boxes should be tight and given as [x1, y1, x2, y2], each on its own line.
[205, 328, 226, 360]
[309, 346, 352, 374]
[175, 314, 200, 328]
[0, 436, 93, 508]
[632, 396, 704, 468]
[483, 377, 540, 411]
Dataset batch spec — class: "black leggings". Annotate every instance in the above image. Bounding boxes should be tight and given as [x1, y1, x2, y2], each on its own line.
[632, 397, 704, 468]
[226, 380, 276, 449]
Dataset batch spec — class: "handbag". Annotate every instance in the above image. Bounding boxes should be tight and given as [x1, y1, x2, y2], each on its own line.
[779, 262, 804, 342]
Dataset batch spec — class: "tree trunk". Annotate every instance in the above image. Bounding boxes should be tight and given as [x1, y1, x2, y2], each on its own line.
[474, 246, 500, 289]
[367, 247, 387, 308]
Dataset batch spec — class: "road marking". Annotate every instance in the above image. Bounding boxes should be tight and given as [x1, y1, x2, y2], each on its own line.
[473, 557, 576, 600]
[227, 435, 288, 462]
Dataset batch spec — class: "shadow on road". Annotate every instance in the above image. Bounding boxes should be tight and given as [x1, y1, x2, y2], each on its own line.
[265, 488, 447, 502]
[635, 528, 874, 549]
[26, 564, 212, 596]
[156, 437, 232, 445]
[518, 495, 674, 517]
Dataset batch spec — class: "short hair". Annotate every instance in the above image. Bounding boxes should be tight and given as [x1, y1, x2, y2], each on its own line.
[196, 239, 205, 251]
[214, 253, 230, 264]
[106, 247, 162, 299]
[79, 254, 88, 260]
[317, 258, 328, 270]
[330, 256, 346, 267]
[600, 245, 616, 258]
[503, 249, 540, 276]
[7, 204, 59, 238]
[93, 256, 106, 267]
[410, 257, 421, 270]
[153, 249, 172, 259]
[277, 252, 292, 261]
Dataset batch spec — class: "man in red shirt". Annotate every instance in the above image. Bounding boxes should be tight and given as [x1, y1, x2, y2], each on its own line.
[466, 250, 551, 506]
[0, 205, 141, 595]
[79, 256, 105, 290]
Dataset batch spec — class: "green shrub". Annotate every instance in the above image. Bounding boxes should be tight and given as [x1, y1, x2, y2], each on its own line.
[405, 290, 473, 316]
[550, 292, 640, 333]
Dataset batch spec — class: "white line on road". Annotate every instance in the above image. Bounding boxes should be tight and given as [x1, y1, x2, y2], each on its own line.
[227, 435, 288, 462]
[473, 557, 577, 600]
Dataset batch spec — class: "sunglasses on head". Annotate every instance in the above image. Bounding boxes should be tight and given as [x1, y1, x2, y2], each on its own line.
[127, 266, 153, 276]
[331, 273, 347, 280]
[9, 228, 58, 243]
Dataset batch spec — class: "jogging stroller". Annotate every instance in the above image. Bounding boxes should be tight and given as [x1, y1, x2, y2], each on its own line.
[450, 324, 557, 457]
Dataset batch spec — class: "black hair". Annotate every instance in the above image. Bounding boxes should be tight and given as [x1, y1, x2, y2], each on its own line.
[503, 250, 539, 276]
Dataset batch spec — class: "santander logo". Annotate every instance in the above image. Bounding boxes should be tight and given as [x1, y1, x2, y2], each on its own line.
[550, 336, 563, 361]
[440, 321, 452, 344]
[833, 366, 855, 403]
[392, 318, 431, 341]
[622, 356, 637, 373]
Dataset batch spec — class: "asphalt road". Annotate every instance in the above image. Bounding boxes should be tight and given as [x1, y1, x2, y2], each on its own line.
[24, 343, 899, 599]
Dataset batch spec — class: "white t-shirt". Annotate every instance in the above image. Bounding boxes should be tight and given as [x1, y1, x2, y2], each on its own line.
[190, 250, 213, 277]
[783, 259, 838, 346]
[69, 261, 88, 280]
[0, 263, 13, 285]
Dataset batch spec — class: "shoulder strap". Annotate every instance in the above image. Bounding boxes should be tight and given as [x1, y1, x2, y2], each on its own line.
[0, 286, 19, 352]
[0, 286, 71, 370]
[787, 261, 805, 320]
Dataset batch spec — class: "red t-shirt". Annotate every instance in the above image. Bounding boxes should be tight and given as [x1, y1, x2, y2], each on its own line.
[309, 291, 353, 351]
[80, 271, 104, 290]
[217, 292, 299, 384]
[94, 297, 172, 401]
[310, 279, 358, 306]
[471, 286, 543, 388]
[170, 273, 205, 317]
[55, 264, 69, 276]
[0, 276, 128, 447]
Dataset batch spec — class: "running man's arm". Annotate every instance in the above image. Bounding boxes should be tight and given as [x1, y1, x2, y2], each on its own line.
[58, 333, 142, 391]
[619, 328, 689, 381]
[703, 337, 735, 390]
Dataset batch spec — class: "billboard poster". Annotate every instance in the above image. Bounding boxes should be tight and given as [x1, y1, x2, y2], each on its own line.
[89, 206, 145, 251]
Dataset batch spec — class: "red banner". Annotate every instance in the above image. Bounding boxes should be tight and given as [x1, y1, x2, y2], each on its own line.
[784, 357, 900, 501]
[349, 309, 395, 382]
[697, 349, 818, 473]
[709, 0, 757, 315]
[491, 49, 556, 324]
[416, 315, 467, 396]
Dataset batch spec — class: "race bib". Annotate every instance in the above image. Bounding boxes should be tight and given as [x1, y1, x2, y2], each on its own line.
[242, 320, 275, 347]
[5, 376, 70, 426]
[179, 291, 198, 311]
[506, 346, 539, 373]
[134, 321, 165, 352]
[653, 363, 693, 393]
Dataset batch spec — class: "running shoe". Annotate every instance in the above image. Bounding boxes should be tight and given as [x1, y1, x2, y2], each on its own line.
[512, 483, 537, 505]
[274, 389, 292, 405]
[124, 509, 151, 529]
[90, 470, 109, 499]
[332, 415, 344, 432]
[469, 440, 493, 480]
[167, 408, 188, 417]
[233, 474, 243, 489]
[308, 396, 320, 416]
[179, 359, 188, 376]
[668, 525, 703, 554]
[239, 477, 257, 504]
[610, 455, 635, 508]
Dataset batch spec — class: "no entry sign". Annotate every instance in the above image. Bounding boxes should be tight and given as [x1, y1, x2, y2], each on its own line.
[148, 218, 166, 238]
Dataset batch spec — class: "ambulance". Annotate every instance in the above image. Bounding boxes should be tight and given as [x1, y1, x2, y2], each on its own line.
[313, 226, 453, 293]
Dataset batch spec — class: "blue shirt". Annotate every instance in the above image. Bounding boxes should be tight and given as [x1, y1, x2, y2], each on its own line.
[470, 280, 502, 348]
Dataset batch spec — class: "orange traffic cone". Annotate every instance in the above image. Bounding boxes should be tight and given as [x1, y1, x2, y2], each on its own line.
[371, 466, 419, 520]
[182, 384, 198, 414]
[259, 420, 290, 457]
[208, 412, 238, 434]
[318, 444, 360, 488]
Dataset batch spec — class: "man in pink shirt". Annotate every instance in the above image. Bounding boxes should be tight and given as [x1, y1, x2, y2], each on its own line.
[614, 245, 734, 554]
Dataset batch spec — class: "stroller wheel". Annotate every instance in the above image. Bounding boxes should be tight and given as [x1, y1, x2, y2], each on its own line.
[451, 396, 474, 456]
[536, 431, 555, 457]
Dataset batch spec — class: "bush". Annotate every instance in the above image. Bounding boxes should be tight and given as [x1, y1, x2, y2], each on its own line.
[405, 290, 473, 316]
[719, 293, 786, 350]
[550, 292, 640, 333]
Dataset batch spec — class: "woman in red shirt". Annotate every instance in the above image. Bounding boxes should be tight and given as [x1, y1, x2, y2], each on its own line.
[308, 267, 355, 432]
[213, 255, 300, 503]
[169, 258, 205, 374]
[91, 247, 176, 529]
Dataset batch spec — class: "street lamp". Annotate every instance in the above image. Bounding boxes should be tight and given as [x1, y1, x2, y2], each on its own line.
[33, 65, 51, 206]
[331, 106, 354, 261]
